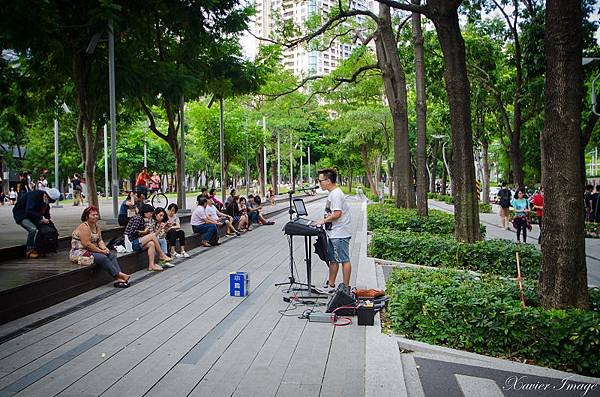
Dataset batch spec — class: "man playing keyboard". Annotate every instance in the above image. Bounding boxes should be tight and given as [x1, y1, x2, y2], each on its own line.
[314, 168, 352, 292]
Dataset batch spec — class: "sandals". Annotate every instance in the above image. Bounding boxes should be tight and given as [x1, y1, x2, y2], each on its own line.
[160, 256, 173, 262]
[114, 281, 130, 288]
[148, 266, 163, 271]
[201, 241, 211, 247]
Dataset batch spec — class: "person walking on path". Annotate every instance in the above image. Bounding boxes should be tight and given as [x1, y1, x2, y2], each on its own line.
[496, 182, 512, 230]
[70, 206, 131, 287]
[585, 184, 594, 222]
[8, 188, 17, 205]
[593, 185, 600, 223]
[531, 186, 544, 237]
[511, 188, 531, 243]
[12, 188, 61, 258]
[72, 173, 84, 206]
[315, 168, 353, 290]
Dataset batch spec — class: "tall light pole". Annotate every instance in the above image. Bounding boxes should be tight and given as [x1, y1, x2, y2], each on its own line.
[299, 140, 303, 186]
[108, 19, 119, 219]
[180, 95, 189, 212]
[245, 112, 249, 197]
[104, 124, 109, 197]
[277, 130, 281, 193]
[219, 97, 226, 205]
[308, 145, 311, 185]
[262, 116, 267, 197]
[53, 118, 62, 208]
[289, 131, 294, 191]
[143, 129, 147, 168]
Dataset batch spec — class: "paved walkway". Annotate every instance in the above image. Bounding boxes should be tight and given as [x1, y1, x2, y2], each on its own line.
[428, 199, 600, 287]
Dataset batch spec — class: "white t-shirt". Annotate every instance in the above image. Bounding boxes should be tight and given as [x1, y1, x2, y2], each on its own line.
[326, 187, 352, 239]
[191, 206, 209, 226]
[205, 205, 219, 221]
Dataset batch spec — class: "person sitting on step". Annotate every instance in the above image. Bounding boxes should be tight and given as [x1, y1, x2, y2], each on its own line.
[191, 196, 220, 247]
[70, 206, 131, 288]
[124, 204, 173, 271]
[166, 203, 189, 257]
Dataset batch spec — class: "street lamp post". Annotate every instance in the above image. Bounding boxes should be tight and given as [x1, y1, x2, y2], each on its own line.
[277, 130, 281, 193]
[245, 112, 249, 197]
[108, 19, 119, 220]
[219, 97, 226, 205]
[307, 146, 311, 185]
[299, 140, 303, 186]
[289, 131, 294, 191]
[104, 124, 109, 197]
[144, 129, 147, 168]
[180, 95, 189, 212]
[262, 116, 267, 197]
[53, 118, 62, 208]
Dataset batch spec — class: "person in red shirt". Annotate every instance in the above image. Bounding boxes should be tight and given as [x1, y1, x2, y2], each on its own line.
[135, 167, 151, 199]
[531, 186, 544, 238]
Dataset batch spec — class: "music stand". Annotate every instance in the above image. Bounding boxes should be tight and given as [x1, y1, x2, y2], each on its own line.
[293, 198, 308, 217]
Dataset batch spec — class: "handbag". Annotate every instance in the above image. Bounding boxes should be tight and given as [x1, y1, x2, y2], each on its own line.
[70, 251, 94, 266]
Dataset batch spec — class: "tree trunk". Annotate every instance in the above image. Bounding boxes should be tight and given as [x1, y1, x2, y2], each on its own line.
[359, 145, 378, 196]
[539, 0, 588, 309]
[509, 135, 525, 188]
[429, 138, 438, 193]
[430, 2, 480, 242]
[375, 4, 414, 209]
[412, 0, 428, 216]
[72, 53, 104, 212]
[482, 139, 490, 204]
[348, 167, 353, 192]
[440, 163, 447, 195]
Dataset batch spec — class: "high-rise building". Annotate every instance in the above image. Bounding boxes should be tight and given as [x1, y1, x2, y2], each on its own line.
[251, 0, 375, 77]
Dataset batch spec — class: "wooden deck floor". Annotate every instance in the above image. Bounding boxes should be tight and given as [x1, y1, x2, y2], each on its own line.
[0, 198, 372, 397]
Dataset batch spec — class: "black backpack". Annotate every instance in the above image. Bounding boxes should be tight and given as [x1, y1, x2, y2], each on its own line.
[35, 222, 59, 254]
[499, 189, 512, 208]
[107, 235, 125, 250]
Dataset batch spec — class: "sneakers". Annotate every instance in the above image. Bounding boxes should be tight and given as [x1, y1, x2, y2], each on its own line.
[321, 280, 336, 294]
[160, 262, 175, 268]
[181, 251, 190, 258]
[170, 252, 182, 258]
[26, 249, 39, 259]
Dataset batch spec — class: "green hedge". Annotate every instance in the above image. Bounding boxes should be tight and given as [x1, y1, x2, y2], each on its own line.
[478, 202, 492, 213]
[386, 268, 600, 376]
[586, 222, 600, 239]
[369, 229, 540, 278]
[368, 204, 487, 237]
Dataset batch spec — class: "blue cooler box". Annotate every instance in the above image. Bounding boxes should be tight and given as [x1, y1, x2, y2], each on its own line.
[229, 272, 249, 297]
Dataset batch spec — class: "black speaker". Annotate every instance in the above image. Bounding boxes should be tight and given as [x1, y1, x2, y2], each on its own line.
[326, 284, 356, 316]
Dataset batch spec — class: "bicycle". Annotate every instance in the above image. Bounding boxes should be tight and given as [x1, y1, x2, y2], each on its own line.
[147, 186, 169, 208]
